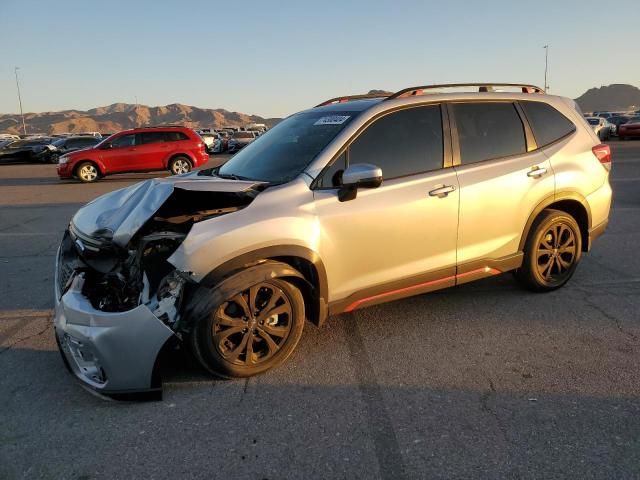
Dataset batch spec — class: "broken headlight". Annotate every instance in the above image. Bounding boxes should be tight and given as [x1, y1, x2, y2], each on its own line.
[149, 271, 188, 326]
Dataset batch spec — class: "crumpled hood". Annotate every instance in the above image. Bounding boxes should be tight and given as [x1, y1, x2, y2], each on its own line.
[71, 173, 262, 247]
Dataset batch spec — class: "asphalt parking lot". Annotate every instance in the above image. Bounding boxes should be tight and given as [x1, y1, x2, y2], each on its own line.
[1, 143, 639, 479]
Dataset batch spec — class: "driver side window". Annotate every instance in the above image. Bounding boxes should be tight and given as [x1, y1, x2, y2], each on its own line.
[349, 105, 443, 179]
[315, 105, 444, 188]
[111, 134, 136, 148]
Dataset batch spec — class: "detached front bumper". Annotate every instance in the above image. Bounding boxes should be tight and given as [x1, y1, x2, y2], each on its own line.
[54, 256, 175, 397]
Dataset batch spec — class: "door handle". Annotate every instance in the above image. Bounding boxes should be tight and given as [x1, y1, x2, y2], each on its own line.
[527, 166, 547, 178]
[428, 185, 456, 198]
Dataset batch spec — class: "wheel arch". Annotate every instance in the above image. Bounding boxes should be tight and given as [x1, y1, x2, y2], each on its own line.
[199, 245, 329, 327]
[165, 152, 194, 169]
[73, 159, 105, 176]
[520, 192, 592, 252]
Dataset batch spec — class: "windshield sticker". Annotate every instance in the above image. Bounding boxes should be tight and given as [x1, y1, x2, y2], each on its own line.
[314, 115, 350, 126]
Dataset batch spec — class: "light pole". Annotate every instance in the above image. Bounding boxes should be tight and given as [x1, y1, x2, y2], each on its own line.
[543, 45, 549, 92]
[14, 67, 27, 135]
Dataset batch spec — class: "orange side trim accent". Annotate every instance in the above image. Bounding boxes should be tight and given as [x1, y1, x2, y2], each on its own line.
[343, 267, 501, 312]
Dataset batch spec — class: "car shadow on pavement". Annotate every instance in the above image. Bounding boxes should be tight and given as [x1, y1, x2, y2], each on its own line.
[1, 306, 640, 480]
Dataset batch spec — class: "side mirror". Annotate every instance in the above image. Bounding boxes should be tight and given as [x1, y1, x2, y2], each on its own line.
[338, 163, 383, 202]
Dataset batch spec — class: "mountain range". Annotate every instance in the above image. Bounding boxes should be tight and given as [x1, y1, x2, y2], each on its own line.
[1, 84, 638, 135]
[0, 103, 281, 135]
[574, 84, 640, 112]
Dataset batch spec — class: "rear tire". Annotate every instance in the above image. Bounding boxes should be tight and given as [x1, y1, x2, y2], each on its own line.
[169, 156, 192, 175]
[75, 162, 100, 183]
[190, 274, 305, 379]
[515, 209, 582, 292]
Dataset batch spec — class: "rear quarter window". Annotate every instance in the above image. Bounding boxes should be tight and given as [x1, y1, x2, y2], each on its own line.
[520, 101, 576, 147]
[165, 131, 190, 142]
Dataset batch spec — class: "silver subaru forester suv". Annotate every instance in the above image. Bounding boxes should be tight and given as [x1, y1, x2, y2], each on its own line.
[54, 83, 612, 398]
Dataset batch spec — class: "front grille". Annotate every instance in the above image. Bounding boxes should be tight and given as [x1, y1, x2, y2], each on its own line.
[57, 230, 78, 298]
[57, 257, 74, 297]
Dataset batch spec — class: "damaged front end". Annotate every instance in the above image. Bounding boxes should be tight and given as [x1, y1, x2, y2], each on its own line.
[54, 176, 264, 397]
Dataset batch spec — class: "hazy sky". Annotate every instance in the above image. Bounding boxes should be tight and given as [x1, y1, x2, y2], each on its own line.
[1, 0, 638, 117]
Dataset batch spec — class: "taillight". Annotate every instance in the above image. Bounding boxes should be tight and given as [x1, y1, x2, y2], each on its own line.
[592, 143, 611, 171]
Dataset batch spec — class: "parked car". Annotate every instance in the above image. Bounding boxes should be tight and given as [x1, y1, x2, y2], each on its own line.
[216, 130, 232, 151]
[53, 82, 612, 397]
[0, 133, 20, 141]
[607, 115, 631, 136]
[618, 117, 640, 140]
[227, 131, 257, 153]
[199, 132, 221, 153]
[585, 116, 611, 140]
[211, 136, 225, 154]
[0, 137, 56, 162]
[603, 118, 616, 136]
[56, 126, 209, 182]
[37, 136, 102, 163]
[0, 139, 16, 149]
[75, 132, 102, 138]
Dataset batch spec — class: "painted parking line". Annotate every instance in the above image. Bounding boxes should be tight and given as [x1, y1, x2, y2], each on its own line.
[0, 232, 62, 236]
[0, 309, 54, 320]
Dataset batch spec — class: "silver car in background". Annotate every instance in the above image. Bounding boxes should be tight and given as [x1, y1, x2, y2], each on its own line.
[586, 116, 612, 140]
[227, 131, 257, 153]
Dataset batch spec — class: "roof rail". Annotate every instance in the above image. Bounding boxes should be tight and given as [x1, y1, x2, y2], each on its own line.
[315, 93, 390, 108]
[386, 83, 545, 100]
[137, 124, 185, 129]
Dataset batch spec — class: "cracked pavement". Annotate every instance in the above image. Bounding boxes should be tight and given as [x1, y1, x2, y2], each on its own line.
[1, 145, 640, 479]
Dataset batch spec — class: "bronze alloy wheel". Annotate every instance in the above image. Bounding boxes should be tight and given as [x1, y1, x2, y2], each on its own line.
[516, 209, 582, 292]
[536, 222, 577, 282]
[190, 263, 306, 379]
[212, 282, 294, 366]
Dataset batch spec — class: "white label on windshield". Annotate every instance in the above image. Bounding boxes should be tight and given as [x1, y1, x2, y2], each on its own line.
[314, 115, 350, 126]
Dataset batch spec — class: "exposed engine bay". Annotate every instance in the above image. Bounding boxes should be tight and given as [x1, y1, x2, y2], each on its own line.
[57, 178, 265, 331]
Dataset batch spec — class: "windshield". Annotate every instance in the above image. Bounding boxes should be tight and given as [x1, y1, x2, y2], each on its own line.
[587, 118, 600, 125]
[52, 138, 67, 147]
[218, 111, 357, 183]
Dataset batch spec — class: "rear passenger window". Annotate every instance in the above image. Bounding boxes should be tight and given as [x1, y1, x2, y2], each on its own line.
[453, 102, 526, 164]
[140, 132, 166, 144]
[165, 131, 189, 142]
[348, 105, 443, 179]
[520, 101, 576, 147]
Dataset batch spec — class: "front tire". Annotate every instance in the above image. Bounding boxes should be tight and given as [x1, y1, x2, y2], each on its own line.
[515, 209, 582, 292]
[190, 276, 305, 378]
[76, 162, 100, 183]
[169, 156, 192, 175]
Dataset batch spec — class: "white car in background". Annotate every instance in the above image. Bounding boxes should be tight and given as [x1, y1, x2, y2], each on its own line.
[0, 133, 20, 141]
[199, 132, 219, 153]
[586, 116, 612, 140]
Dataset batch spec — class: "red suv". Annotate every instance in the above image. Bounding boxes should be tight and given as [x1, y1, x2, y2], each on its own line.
[57, 126, 209, 182]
